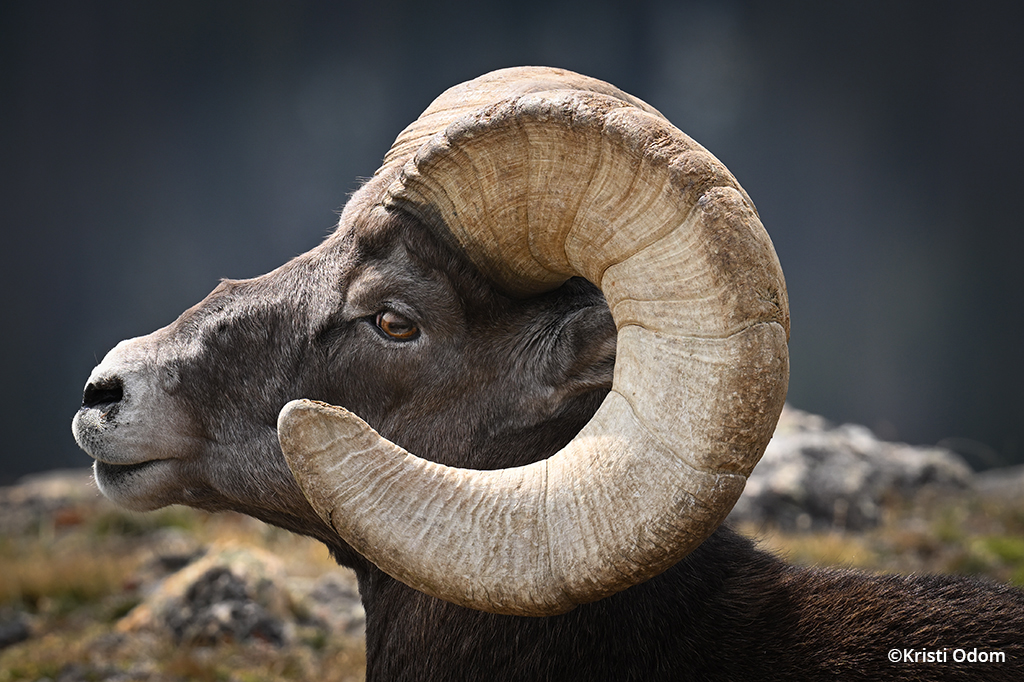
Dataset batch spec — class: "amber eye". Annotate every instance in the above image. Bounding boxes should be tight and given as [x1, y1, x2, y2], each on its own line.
[375, 310, 419, 341]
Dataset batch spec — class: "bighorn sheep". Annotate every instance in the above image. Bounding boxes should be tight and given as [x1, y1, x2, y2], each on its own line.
[74, 67, 1023, 680]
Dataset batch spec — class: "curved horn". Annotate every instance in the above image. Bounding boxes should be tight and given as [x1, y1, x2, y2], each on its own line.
[278, 67, 789, 616]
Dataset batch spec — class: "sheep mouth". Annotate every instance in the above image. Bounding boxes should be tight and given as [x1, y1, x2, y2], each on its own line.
[94, 458, 162, 481]
[92, 458, 179, 511]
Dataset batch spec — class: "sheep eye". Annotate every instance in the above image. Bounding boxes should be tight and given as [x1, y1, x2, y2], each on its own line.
[376, 311, 419, 341]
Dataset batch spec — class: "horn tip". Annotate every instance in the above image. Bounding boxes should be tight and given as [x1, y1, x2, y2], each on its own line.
[278, 398, 337, 432]
[277, 399, 368, 461]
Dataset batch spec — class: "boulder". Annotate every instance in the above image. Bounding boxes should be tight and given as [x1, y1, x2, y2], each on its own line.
[118, 542, 295, 645]
[729, 405, 974, 530]
[116, 540, 365, 645]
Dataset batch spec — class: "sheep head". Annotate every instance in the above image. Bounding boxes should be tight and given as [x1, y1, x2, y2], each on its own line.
[277, 67, 790, 616]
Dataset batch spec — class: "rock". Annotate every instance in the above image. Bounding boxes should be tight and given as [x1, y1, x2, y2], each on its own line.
[0, 469, 99, 535]
[116, 540, 366, 646]
[164, 565, 287, 645]
[118, 542, 295, 646]
[974, 464, 1024, 501]
[729, 405, 974, 531]
[0, 608, 31, 649]
[124, 527, 206, 595]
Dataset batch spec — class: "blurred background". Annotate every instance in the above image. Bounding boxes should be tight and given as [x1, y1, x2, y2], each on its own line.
[2, 0, 1022, 483]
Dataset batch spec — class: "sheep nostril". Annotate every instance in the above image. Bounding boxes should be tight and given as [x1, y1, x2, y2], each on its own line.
[82, 377, 124, 410]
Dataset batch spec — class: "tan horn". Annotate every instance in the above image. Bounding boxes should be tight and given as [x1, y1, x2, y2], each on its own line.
[278, 67, 789, 616]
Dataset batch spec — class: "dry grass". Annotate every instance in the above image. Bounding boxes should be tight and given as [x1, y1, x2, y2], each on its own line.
[738, 485, 1024, 587]
[0, 541, 134, 614]
[0, 498, 364, 682]
[1, 626, 365, 682]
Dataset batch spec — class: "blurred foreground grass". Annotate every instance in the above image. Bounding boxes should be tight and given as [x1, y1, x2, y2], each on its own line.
[741, 486, 1024, 586]
[1, 471, 1022, 681]
[0, 474, 365, 682]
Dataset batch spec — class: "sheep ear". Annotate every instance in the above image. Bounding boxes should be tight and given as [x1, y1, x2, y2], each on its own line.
[548, 305, 616, 398]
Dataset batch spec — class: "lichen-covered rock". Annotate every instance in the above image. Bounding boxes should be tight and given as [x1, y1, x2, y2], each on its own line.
[118, 542, 295, 645]
[116, 540, 366, 646]
[729, 405, 974, 530]
[164, 565, 287, 645]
